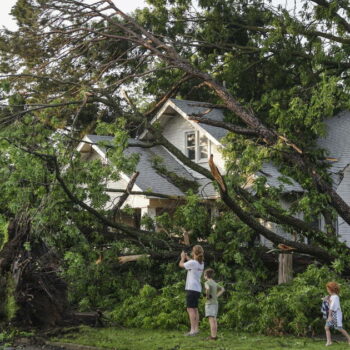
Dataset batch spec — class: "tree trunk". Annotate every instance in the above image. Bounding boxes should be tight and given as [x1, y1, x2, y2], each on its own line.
[278, 253, 293, 284]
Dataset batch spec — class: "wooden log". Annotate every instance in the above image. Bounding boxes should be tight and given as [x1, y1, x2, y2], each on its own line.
[118, 254, 150, 264]
[278, 253, 293, 284]
[71, 311, 104, 327]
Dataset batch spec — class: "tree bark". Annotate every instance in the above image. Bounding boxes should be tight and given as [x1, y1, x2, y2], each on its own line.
[278, 253, 293, 284]
[0, 215, 68, 328]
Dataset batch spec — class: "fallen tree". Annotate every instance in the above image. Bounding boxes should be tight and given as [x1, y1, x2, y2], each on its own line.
[1, 0, 350, 327]
[0, 215, 68, 327]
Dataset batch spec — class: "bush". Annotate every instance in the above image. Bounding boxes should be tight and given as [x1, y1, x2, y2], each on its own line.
[221, 264, 350, 336]
[109, 282, 191, 330]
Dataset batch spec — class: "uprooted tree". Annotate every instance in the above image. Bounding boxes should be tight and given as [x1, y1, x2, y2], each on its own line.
[1, 0, 350, 326]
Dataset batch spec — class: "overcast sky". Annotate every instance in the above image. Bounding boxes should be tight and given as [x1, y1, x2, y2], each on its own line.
[0, 0, 148, 30]
[1, 0, 299, 30]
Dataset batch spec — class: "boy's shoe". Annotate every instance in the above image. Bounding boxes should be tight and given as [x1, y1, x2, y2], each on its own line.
[206, 336, 218, 340]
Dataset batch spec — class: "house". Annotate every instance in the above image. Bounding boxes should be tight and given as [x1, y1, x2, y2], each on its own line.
[317, 111, 350, 245]
[77, 99, 228, 227]
[77, 99, 350, 246]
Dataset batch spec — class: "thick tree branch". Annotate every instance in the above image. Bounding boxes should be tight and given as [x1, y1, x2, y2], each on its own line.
[233, 184, 344, 252]
[208, 156, 334, 262]
[144, 73, 193, 118]
[309, 0, 350, 33]
[105, 188, 185, 200]
[189, 114, 259, 137]
[122, 90, 214, 180]
[119, 94, 337, 261]
[111, 171, 139, 220]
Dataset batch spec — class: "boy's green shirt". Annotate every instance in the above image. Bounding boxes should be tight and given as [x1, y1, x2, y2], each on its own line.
[205, 279, 222, 305]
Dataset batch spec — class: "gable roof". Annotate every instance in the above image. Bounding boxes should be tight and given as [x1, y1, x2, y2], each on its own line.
[169, 99, 229, 142]
[254, 111, 350, 192]
[79, 103, 350, 197]
[78, 135, 217, 198]
[258, 162, 303, 193]
[141, 98, 228, 144]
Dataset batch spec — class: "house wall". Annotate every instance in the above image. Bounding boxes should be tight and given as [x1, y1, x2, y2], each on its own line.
[83, 149, 150, 210]
[105, 178, 150, 210]
[336, 166, 350, 245]
[161, 113, 225, 175]
[209, 143, 225, 173]
[86, 151, 102, 161]
[162, 113, 195, 153]
[260, 198, 301, 248]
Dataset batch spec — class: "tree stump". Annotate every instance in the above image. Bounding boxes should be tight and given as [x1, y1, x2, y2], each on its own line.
[278, 253, 293, 284]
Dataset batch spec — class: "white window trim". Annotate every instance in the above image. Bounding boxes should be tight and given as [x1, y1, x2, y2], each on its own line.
[185, 130, 196, 161]
[184, 130, 209, 163]
[198, 132, 210, 162]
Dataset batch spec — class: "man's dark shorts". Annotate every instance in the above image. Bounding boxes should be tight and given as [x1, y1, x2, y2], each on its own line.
[186, 290, 201, 308]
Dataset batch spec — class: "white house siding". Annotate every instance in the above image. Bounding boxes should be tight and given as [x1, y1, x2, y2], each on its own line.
[161, 113, 226, 178]
[336, 166, 350, 246]
[162, 113, 195, 154]
[208, 142, 225, 173]
[82, 148, 151, 211]
[104, 178, 150, 210]
[193, 140, 225, 175]
[86, 151, 102, 162]
[260, 198, 300, 248]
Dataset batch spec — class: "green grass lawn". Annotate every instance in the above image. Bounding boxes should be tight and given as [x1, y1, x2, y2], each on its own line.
[51, 326, 350, 350]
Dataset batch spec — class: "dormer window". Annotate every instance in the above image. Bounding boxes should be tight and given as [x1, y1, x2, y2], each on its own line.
[199, 134, 208, 159]
[185, 132, 196, 160]
[185, 131, 209, 162]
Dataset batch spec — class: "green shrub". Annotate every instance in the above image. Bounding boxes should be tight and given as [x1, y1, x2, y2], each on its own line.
[221, 264, 349, 336]
[109, 282, 192, 330]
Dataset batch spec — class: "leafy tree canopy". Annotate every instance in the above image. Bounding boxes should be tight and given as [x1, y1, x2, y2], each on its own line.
[1, 0, 350, 326]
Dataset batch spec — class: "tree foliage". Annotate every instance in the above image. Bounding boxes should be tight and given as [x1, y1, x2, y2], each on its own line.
[1, 0, 350, 328]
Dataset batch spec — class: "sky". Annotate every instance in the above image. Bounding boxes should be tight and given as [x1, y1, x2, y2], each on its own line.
[0, 0, 301, 30]
[0, 0, 148, 30]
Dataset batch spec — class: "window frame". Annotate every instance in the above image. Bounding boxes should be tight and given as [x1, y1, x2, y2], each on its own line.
[184, 130, 210, 162]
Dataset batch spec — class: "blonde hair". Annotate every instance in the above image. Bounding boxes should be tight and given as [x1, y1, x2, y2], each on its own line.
[192, 245, 204, 264]
[326, 281, 340, 294]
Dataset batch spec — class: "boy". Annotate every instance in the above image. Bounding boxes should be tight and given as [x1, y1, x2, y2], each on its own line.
[324, 281, 350, 346]
[204, 268, 225, 340]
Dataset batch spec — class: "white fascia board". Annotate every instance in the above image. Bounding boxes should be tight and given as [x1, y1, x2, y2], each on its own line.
[77, 135, 92, 152]
[139, 99, 174, 140]
[118, 172, 143, 192]
[77, 136, 144, 193]
[139, 99, 223, 147]
[77, 135, 107, 161]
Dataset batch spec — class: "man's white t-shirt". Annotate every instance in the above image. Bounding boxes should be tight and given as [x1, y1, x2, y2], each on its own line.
[184, 259, 204, 292]
[330, 294, 343, 327]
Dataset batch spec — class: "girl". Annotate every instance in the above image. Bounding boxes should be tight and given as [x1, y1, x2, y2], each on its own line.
[325, 281, 350, 346]
[179, 245, 204, 336]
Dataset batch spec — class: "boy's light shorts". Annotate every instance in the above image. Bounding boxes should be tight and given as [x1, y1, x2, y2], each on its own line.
[205, 303, 218, 318]
[326, 320, 343, 330]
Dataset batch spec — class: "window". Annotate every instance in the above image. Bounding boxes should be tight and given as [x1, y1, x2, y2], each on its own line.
[185, 131, 209, 162]
[185, 132, 196, 160]
[199, 134, 208, 160]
